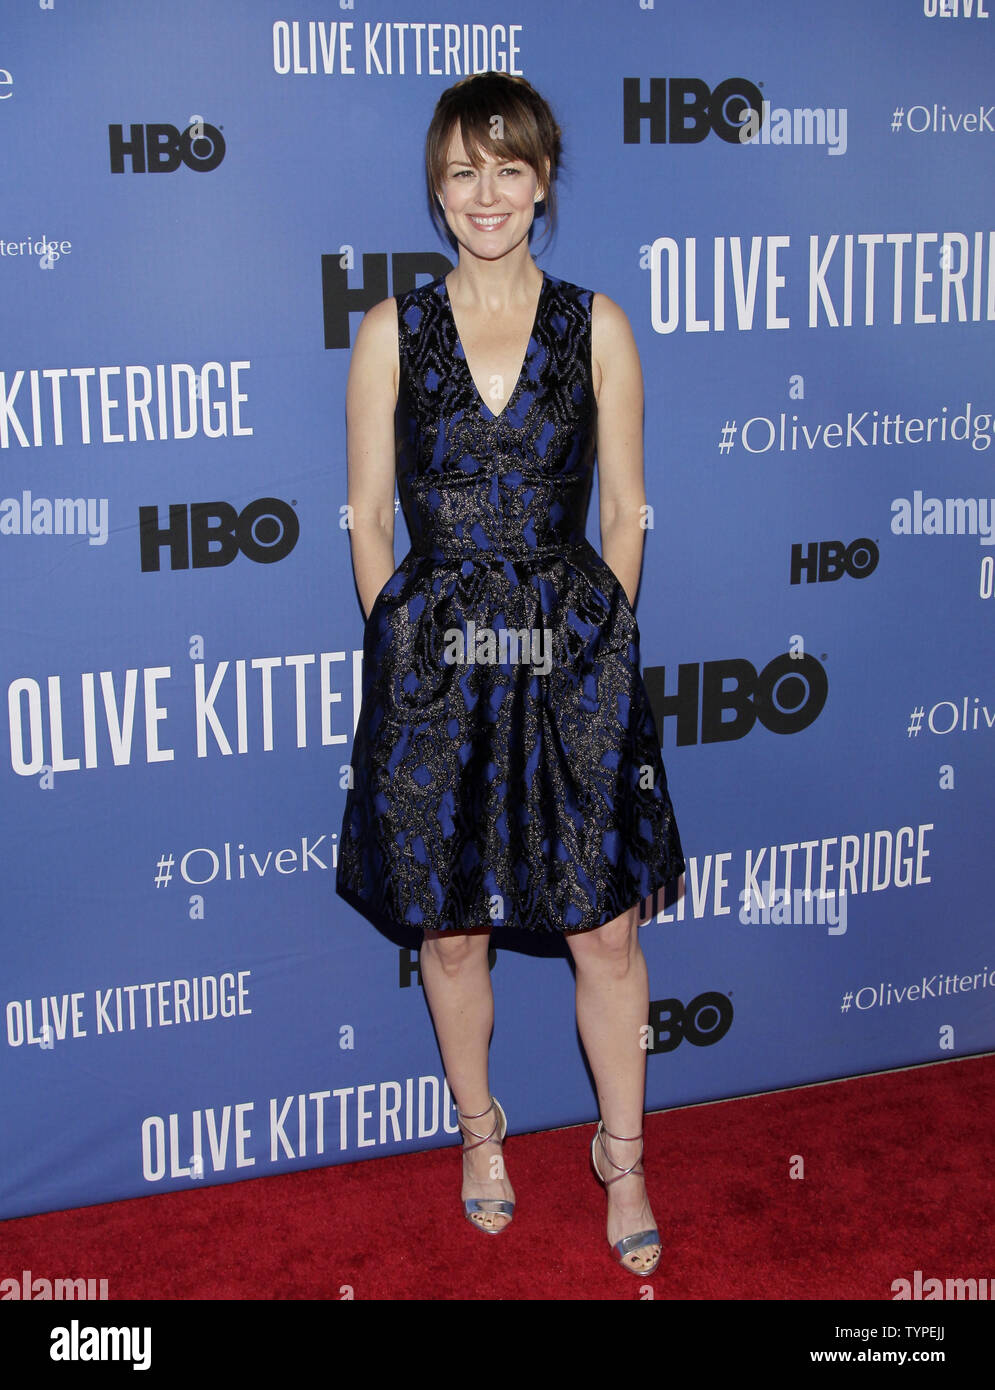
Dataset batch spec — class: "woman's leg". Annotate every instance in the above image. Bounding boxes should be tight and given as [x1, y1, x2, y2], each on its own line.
[564, 903, 659, 1272]
[420, 926, 514, 1230]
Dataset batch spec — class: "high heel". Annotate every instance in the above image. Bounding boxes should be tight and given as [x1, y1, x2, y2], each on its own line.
[590, 1120, 661, 1275]
[457, 1096, 514, 1234]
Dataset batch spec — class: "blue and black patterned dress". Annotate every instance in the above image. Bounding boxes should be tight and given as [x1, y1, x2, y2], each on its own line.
[335, 271, 684, 933]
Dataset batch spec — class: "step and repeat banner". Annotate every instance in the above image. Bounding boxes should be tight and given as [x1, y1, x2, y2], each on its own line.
[2, 0, 993, 1220]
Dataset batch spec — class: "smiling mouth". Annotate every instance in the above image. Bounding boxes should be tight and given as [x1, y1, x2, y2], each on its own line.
[467, 214, 510, 229]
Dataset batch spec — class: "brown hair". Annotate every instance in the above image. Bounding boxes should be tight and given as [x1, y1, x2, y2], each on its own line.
[425, 72, 563, 250]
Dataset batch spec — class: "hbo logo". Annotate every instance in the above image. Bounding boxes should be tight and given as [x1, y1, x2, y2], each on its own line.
[645, 651, 829, 746]
[139, 498, 299, 572]
[623, 76, 763, 144]
[646, 993, 734, 1053]
[109, 123, 226, 174]
[790, 538, 879, 585]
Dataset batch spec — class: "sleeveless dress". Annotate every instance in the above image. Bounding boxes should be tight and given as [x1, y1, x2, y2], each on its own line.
[335, 270, 684, 933]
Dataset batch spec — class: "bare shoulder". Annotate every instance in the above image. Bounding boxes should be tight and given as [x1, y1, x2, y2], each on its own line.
[349, 295, 399, 397]
[354, 295, 398, 353]
[591, 291, 641, 399]
[591, 291, 635, 341]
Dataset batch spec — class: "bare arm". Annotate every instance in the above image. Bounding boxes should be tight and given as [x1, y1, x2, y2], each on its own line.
[345, 296, 400, 619]
[592, 292, 647, 609]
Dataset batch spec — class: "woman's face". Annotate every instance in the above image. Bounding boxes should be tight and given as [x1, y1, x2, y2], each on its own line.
[438, 127, 544, 263]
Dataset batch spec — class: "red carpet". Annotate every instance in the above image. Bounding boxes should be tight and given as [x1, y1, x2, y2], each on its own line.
[3, 1054, 992, 1302]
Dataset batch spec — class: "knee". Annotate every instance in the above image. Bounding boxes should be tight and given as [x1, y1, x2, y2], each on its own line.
[421, 930, 488, 977]
[568, 909, 640, 976]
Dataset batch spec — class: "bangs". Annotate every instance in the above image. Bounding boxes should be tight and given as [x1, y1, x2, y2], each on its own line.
[445, 107, 540, 177]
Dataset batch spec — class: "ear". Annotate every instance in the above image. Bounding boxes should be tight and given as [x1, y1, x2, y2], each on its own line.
[536, 156, 551, 201]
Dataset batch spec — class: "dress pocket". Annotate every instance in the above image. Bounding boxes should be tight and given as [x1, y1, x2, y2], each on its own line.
[586, 546, 639, 627]
[363, 557, 407, 629]
[364, 577, 391, 629]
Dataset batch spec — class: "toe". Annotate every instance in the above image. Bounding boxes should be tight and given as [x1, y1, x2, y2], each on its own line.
[623, 1244, 659, 1273]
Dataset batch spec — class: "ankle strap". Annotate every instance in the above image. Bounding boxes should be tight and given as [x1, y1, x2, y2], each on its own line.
[457, 1096, 499, 1151]
[600, 1123, 643, 1143]
[596, 1121, 645, 1184]
[457, 1097, 495, 1122]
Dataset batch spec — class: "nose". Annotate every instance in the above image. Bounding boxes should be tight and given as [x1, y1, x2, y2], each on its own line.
[474, 171, 501, 206]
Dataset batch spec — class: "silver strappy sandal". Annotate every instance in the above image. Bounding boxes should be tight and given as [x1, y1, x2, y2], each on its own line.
[591, 1120, 661, 1274]
[457, 1096, 514, 1234]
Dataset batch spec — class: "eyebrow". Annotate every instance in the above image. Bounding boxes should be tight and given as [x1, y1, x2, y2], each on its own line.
[445, 157, 519, 170]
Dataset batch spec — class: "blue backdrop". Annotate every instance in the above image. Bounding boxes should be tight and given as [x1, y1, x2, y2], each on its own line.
[2, 0, 993, 1219]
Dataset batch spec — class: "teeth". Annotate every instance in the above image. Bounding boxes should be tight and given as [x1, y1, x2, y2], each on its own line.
[470, 215, 507, 226]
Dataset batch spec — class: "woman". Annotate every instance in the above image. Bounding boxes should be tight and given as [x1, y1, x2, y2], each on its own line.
[336, 72, 684, 1275]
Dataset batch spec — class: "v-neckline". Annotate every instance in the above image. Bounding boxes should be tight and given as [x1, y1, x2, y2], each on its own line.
[442, 271, 547, 421]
